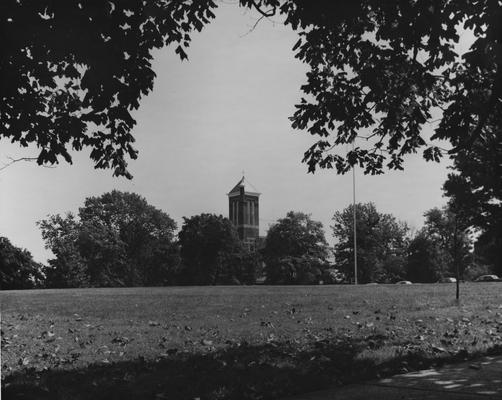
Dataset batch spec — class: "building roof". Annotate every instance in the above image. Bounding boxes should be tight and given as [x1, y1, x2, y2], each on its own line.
[228, 176, 260, 197]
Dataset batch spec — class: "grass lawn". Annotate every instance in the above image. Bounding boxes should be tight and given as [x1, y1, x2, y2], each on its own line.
[2, 284, 502, 399]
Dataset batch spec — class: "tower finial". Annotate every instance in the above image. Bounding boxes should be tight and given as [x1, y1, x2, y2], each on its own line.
[242, 170, 245, 179]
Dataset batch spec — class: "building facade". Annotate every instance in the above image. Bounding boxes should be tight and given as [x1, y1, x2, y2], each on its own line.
[228, 177, 260, 249]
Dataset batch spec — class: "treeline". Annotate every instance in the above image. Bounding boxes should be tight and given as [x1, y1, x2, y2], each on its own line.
[0, 189, 499, 289]
[266, 203, 485, 285]
[1, 191, 263, 289]
[332, 203, 472, 284]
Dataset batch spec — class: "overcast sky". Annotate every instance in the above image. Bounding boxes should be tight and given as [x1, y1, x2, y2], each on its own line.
[0, 4, 453, 263]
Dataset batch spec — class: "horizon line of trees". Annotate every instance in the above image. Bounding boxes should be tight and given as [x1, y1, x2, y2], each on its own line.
[1, 188, 499, 290]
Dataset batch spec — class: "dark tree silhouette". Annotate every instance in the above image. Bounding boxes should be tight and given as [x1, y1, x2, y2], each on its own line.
[443, 130, 502, 275]
[0, 237, 45, 289]
[406, 232, 449, 283]
[263, 211, 329, 284]
[177, 213, 251, 285]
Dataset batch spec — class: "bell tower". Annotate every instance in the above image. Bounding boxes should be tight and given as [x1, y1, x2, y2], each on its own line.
[228, 176, 260, 248]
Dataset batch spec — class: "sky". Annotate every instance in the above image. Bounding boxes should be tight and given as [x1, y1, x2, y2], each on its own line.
[0, 3, 453, 263]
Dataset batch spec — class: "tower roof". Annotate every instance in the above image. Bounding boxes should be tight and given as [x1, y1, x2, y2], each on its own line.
[228, 176, 260, 197]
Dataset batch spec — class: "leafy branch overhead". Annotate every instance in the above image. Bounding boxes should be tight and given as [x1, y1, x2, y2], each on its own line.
[1, 0, 217, 178]
[1, 1, 500, 177]
[276, 0, 502, 174]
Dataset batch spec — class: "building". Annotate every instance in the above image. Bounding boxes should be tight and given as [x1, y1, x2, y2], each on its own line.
[228, 176, 260, 249]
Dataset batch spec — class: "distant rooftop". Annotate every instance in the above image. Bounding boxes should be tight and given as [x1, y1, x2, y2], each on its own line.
[228, 176, 260, 197]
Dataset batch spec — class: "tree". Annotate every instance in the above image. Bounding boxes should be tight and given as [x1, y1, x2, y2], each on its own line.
[214, 250, 263, 285]
[443, 129, 502, 275]
[38, 213, 90, 288]
[263, 211, 329, 284]
[406, 232, 449, 283]
[422, 206, 471, 299]
[332, 203, 408, 283]
[0, 237, 45, 290]
[265, 255, 329, 285]
[38, 190, 178, 287]
[2, 2, 500, 177]
[79, 190, 179, 285]
[472, 232, 500, 276]
[177, 213, 246, 285]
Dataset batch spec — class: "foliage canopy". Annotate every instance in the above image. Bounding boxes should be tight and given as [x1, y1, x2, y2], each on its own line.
[0, 237, 45, 289]
[332, 202, 409, 283]
[38, 190, 178, 287]
[263, 211, 329, 284]
[282, 0, 502, 174]
[1, 0, 217, 178]
[177, 213, 258, 285]
[406, 232, 449, 283]
[1, 1, 500, 177]
[443, 131, 502, 274]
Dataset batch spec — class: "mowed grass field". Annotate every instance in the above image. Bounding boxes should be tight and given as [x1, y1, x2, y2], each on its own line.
[2, 283, 502, 399]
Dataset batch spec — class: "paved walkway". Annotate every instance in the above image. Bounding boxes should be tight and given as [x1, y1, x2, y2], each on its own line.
[283, 356, 502, 399]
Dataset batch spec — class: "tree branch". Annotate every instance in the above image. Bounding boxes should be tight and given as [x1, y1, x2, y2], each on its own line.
[0, 156, 55, 172]
[250, 0, 276, 17]
[241, 14, 267, 37]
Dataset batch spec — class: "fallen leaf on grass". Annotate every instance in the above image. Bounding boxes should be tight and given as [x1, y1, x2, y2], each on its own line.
[112, 336, 133, 346]
[160, 348, 178, 357]
[431, 345, 447, 353]
[18, 357, 30, 366]
[44, 332, 56, 343]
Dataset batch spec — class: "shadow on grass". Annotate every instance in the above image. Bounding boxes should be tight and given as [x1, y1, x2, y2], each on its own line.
[3, 338, 502, 400]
